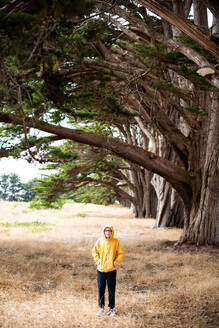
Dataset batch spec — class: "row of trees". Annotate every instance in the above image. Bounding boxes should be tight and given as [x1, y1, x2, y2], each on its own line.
[0, 173, 34, 201]
[0, 170, 115, 205]
[0, 0, 218, 245]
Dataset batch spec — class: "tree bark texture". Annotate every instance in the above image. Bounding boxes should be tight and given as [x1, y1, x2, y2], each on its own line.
[212, 15, 219, 37]
[122, 126, 157, 218]
[152, 174, 184, 228]
[179, 92, 219, 244]
[151, 130, 185, 229]
[193, 0, 208, 32]
[172, 0, 185, 36]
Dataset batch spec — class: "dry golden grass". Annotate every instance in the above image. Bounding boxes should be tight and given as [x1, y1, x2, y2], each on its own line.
[0, 200, 218, 328]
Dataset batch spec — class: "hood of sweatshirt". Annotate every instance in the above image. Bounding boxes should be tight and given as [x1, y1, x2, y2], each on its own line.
[102, 224, 114, 240]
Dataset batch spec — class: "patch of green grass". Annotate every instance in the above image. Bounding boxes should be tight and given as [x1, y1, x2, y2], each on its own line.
[30, 226, 51, 233]
[76, 213, 87, 218]
[0, 220, 52, 232]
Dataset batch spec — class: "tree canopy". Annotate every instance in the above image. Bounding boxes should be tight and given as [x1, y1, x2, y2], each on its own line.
[0, 0, 219, 245]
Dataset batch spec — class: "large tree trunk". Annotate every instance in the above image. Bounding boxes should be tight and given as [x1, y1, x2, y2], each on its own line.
[172, 0, 184, 36]
[118, 197, 131, 208]
[150, 101, 187, 229]
[151, 134, 185, 228]
[127, 165, 145, 218]
[122, 125, 158, 218]
[193, 0, 208, 32]
[152, 174, 185, 228]
[126, 164, 157, 218]
[179, 93, 219, 244]
[143, 170, 157, 218]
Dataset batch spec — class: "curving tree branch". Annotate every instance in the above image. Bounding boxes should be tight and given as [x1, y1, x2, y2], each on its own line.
[0, 110, 192, 206]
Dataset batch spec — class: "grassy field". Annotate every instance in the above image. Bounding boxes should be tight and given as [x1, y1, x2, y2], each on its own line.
[0, 201, 218, 328]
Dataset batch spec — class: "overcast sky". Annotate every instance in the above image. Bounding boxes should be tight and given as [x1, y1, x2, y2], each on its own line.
[0, 157, 46, 183]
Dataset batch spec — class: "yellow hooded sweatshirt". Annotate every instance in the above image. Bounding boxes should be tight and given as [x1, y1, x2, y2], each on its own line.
[92, 224, 123, 273]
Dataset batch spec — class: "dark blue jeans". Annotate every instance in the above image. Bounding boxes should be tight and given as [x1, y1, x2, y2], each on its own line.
[97, 270, 117, 309]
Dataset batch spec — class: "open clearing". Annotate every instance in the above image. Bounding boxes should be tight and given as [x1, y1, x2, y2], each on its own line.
[0, 201, 218, 328]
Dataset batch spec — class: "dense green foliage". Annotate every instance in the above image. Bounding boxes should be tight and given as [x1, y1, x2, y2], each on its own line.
[71, 185, 116, 206]
[30, 139, 122, 208]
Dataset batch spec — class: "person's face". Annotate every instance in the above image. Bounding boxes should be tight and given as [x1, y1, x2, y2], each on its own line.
[104, 228, 112, 238]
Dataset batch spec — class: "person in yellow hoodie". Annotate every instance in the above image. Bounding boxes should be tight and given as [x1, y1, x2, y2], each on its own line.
[92, 224, 123, 317]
